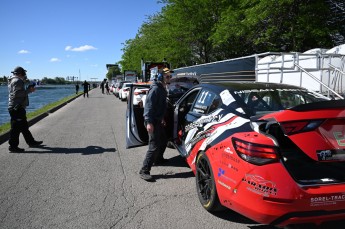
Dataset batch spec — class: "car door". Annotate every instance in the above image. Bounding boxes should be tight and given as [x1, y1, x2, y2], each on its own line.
[126, 84, 176, 149]
[172, 87, 202, 156]
[173, 87, 223, 157]
[126, 84, 151, 148]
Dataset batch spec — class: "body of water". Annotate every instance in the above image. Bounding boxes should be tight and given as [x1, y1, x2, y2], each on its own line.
[0, 85, 76, 125]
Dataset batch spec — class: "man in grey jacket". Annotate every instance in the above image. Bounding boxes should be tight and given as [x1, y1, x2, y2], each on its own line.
[8, 66, 43, 152]
[139, 67, 173, 181]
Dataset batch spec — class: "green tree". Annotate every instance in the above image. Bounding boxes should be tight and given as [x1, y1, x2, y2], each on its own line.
[1, 76, 8, 83]
[106, 64, 121, 80]
[212, 0, 339, 56]
[120, 0, 344, 70]
[120, 0, 227, 69]
[325, 0, 345, 45]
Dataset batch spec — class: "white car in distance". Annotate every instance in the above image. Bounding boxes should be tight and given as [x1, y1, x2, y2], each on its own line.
[133, 87, 150, 106]
[119, 83, 133, 101]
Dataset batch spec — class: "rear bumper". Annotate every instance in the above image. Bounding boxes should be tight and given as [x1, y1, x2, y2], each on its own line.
[229, 198, 345, 227]
[272, 209, 345, 227]
[227, 186, 345, 227]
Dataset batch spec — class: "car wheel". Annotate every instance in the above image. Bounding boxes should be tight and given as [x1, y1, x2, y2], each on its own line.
[195, 151, 222, 212]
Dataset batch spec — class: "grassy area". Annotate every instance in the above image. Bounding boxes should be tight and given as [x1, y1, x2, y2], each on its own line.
[0, 92, 82, 135]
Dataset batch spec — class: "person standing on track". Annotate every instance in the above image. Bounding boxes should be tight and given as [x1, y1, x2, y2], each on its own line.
[139, 67, 173, 181]
[7, 66, 43, 152]
[82, 80, 90, 98]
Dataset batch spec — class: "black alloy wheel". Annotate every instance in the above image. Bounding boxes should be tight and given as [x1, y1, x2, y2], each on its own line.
[195, 152, 222, 212]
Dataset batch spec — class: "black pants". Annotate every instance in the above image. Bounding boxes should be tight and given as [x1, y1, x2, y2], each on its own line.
[141, 122, 167, 172]
[8, 107, 35, 147]
[83, 90, 89, 97]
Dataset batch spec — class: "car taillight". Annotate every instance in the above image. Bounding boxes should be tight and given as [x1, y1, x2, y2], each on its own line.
[280, 119, 324, 135]
[232, 138, 279, 165]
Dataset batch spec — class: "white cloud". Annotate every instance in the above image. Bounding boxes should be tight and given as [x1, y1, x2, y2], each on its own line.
[18, 50, 30, 54]
[50, 58, 61, 62]
[65, 45, 97, 52]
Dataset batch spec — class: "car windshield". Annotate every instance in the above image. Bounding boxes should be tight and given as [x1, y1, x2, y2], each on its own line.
[168, 76, 199, 103]
[231, 87, 329, 115]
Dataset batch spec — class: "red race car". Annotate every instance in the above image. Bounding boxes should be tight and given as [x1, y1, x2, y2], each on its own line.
[126, 81, 345, 227]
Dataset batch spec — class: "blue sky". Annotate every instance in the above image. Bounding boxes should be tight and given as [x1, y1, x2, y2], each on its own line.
[0, 0, 164, 81]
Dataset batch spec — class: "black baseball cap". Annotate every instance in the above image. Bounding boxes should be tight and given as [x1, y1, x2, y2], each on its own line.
[11, 66, 27, 75]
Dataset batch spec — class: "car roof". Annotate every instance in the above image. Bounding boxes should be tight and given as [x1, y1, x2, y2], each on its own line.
[199, 81, 306, 92]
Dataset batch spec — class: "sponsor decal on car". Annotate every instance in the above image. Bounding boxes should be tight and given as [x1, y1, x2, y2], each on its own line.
[219, 144, 240, 164]
[310, 195, 345, 207]
[242, 174, 277, 197]
[184, 110, 228, 153]
[224, 147, 232, 153]
[316, 149, 345, 161]
[185, 129, 212, 152]
[217, 168, 236, 187]
[218, 180, 231, 190]
[185, 113, 223, 132]
[222, 152, 240, 163]
[233, 88, 305, 94]
[221, 160, 239, 173]
[220, 89, 235, 106]
[317, 150, 333, 161]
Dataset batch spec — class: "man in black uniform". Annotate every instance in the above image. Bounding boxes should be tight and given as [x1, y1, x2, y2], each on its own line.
[8, 66, 43, 152]
[139, 67, 173, 181]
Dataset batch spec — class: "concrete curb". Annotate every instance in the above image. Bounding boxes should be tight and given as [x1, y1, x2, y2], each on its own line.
[0, 93, 83, 145]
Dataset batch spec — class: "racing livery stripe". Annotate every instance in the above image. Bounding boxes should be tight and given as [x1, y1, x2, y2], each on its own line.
[199, 116, 250, 151]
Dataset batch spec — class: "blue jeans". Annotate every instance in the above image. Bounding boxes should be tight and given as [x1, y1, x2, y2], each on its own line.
[141, 122, 167, 172]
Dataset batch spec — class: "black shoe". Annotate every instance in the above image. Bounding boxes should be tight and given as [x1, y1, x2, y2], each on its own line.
[139, 170, 155, 182]
[28, 140, 43, 147]
[154, 158, 169, 165]
[9, 146, 25, 152]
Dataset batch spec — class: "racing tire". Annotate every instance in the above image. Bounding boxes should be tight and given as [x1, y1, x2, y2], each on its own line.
[195, 151, 223, 212]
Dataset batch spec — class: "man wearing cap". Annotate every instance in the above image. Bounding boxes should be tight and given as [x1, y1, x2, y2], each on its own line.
[139, 67, 173, 181]
[8, 66, 43, 152]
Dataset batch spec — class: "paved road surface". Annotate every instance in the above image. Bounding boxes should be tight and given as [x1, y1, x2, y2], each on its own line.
[0, 89, 343, 229]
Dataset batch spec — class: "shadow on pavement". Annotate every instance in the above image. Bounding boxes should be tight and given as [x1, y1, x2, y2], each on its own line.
[11, 145, 116, 155]
[154, 171, 194, 180]
[211, 209, 260, 225]
[157, 155, 190, 168]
